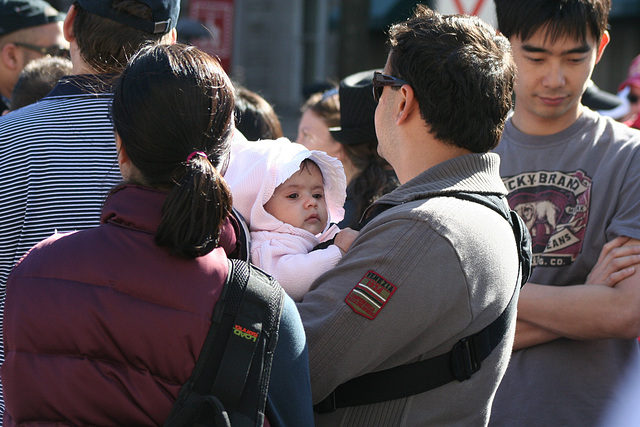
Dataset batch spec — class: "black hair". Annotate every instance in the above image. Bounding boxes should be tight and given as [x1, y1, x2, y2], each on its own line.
[73, 0, 172, 74]
[301, 89, 340, 128]
[494, 0, 611, 44]
[11, 56, 72, 110]
[233, 83, 283, 140]
[298, 158, 322, 178]
[111, 43, 235, 258]
[343, 143, 398, 225]
[387, 5, 515, 152]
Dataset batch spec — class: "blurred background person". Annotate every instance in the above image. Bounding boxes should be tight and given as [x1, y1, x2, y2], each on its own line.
[329, 69, 399, 228]
[582, 79, 629, 120]
[296, 87, 349, 171]
[0, 0, 67, 113]
[297, 72, 399, 228]
[7, 55, 71, 112]
[233, 82, 284, 141]
[618, 54, 640, 130]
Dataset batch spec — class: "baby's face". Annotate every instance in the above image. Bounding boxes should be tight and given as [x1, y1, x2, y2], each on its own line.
[264, 161, 328, 235]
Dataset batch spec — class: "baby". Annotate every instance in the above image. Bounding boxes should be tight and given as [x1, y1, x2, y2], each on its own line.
[225, 136, 358, 301]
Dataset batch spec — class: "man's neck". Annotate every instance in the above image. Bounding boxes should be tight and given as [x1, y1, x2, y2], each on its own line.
[69, 43, 99, 76]
[395, 138, 472, 185]
[0, 76, 13, 101]
[71, 62, 98, 75]
[510, 103, 584, 136]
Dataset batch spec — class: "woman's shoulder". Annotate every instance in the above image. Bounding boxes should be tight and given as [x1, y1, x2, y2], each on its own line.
[17, 230, 79, 261]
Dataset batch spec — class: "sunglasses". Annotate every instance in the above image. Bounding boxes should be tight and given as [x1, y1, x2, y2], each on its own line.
[628, 92, 640, 105]
[14, 42, 70, 58]
[372, 71, 409, 102]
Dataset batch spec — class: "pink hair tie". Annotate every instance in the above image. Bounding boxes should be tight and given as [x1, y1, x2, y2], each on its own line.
[186, 151, 207, 163]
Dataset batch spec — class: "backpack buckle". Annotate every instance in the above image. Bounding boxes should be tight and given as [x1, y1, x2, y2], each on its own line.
[314, 391, 337, 413]
[451, 337, 480, 381]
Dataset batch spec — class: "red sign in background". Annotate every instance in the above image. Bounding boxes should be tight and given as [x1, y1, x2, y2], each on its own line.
[188, 0, 235, 71]
[453, 0, 487, 16]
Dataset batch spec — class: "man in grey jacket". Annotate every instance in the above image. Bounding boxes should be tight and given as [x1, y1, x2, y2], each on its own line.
[297, 5, 521, 426]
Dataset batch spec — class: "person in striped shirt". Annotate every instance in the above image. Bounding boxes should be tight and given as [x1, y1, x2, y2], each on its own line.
[0, 0, 179, 415]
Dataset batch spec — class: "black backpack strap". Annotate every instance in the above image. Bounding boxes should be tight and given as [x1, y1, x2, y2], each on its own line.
[314, 191, 532, 413]
[315, 291, 518, 412]
[230, 207, 251, 262]
[165, 259, 285, 427]
[450, 193, 532, 288]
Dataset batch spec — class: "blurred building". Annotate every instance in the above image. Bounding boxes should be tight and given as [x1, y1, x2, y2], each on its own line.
[46, 0, 640, 124]
[181, 0, 640, 116]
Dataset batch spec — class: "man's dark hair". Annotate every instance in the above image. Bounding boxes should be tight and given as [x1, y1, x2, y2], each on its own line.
[494, 0, 611, 44]
[73, 0, 171, 74]
[387, 5, 515, 152]
[11, 56, 72, 110]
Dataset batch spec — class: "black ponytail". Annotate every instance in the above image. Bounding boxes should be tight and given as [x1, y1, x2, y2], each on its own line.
[112, 43, 236, 258]
[156, 155, 232, 258]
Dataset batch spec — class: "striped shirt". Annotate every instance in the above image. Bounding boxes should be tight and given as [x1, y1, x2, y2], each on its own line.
[0, 75, 123, 411]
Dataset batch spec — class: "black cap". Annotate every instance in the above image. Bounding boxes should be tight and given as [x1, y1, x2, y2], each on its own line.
[329, 69, 380, 146]
[581, 81, 623, 111]
[0, 0, 65, 37]
[75, 0, 179, 34]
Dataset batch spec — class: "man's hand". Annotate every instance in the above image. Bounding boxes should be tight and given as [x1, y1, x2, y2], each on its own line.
[586, 236, 640, 287]
[514, 236, 640, 349]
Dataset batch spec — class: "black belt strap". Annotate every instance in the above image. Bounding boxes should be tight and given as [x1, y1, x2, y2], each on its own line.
[314, 286, 516, 412]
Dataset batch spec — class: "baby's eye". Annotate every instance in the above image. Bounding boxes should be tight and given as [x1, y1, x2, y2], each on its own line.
[313, 193, 324, 199]
[287, 193, 299, 199]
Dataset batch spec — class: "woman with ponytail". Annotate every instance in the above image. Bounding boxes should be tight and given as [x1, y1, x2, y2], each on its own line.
[1, 44, 313, 426]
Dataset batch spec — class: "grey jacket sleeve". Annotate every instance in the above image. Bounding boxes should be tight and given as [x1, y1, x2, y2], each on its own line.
[296, 213, 475, 403]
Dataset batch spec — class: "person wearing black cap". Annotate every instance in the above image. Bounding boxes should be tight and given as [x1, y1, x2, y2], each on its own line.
[0, 0, 179, 417]
[329, 69, 399, 228]
[0, 0, 67, 113]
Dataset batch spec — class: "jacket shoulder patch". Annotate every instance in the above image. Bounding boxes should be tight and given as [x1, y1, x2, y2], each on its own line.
[345, 270, 396, 319]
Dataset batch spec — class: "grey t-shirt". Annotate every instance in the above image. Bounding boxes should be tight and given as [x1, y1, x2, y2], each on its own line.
[490, 109, 640, 426]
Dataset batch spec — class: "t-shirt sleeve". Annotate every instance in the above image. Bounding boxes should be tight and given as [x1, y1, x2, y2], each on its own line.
[607, 143, 640, 241]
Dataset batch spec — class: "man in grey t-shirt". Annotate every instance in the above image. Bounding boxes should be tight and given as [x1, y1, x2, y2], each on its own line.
[490, 1, 640, 425]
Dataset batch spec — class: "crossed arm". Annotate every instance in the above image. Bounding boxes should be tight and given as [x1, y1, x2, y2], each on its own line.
[514, 236, 640, 350]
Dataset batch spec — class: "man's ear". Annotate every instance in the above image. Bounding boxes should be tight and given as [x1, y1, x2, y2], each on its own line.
[595, 31, 610, 64]
[1, 43, 20, 71]
[168, 28, 177, 44]
[396, 84, 417, 125]
[63, 4, 77, 43]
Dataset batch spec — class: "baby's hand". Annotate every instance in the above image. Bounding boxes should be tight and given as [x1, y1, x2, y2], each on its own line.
[334, 228, 359, 253]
